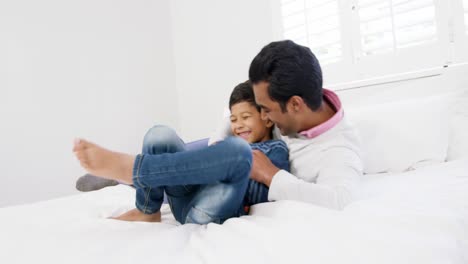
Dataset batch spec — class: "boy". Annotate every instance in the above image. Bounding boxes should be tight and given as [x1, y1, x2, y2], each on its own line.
[73, 81, 289, 224]
[227, 81, 289, 209]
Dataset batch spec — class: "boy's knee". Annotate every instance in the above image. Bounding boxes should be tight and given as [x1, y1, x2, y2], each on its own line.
[184, 206, 222, 225]
[224, 137, 252, 175]
[226, 136, 252, 157]
[143, 125, 178, 145]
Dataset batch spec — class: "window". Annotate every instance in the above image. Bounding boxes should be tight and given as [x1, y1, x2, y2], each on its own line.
[276, 0, 467, 85]
[357, 0, 437, 56]
[281, 0, 342, 64]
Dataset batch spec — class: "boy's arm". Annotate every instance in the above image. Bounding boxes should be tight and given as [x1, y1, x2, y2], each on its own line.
[252, 148, 362, 210]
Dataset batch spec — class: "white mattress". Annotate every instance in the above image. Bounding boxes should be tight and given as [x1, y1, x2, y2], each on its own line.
[1, 158, 467, 264]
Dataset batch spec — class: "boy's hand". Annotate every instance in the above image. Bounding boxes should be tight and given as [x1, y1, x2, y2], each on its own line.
[250, 150, 280, 187]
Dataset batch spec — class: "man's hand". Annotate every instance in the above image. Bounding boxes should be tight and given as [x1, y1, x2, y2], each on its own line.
[250, 150, 280, 187]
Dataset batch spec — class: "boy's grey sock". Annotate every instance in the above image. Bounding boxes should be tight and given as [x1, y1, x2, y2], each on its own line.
[76, 174, 119, 192]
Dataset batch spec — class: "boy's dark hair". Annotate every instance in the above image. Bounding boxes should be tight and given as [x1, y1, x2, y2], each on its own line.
[248, 40, 323, 112]
[229, 80, 260, 112]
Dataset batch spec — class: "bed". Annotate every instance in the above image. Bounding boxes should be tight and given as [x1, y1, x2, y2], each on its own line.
[0, 158, 467, 263]
[1, 83, 467, 264]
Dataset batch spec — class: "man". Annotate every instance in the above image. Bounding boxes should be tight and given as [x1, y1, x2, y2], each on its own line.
[208, 40, 362, 209]
[243, 40, 363, 210]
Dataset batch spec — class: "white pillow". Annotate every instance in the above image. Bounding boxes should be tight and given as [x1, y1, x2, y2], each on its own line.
[447, 90, 468, 161]
[346, 95, 450, 174]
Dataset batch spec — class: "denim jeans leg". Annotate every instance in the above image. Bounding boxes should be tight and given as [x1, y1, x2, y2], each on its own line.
[182, 178, 250, 224]
[133, 136, 252, 188]
[132, 136, 253, 224]
[135, 125, 188, 214]
[164, 184, 200, 223]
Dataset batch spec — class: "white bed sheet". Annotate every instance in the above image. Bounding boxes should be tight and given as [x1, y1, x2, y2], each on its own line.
[1, 158, 467, 264]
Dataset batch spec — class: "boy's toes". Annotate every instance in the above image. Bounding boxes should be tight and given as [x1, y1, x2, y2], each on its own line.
[73, 138, 85, 152]
[73, 138, 95, 152]
[75, 151, 86, 162]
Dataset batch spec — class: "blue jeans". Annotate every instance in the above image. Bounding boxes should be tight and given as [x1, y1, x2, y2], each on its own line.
[133, 125, 252, 224]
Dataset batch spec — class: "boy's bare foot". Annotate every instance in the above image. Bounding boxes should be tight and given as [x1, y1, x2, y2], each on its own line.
[111, 208, 161, 222]
[73, 138, 135, 185]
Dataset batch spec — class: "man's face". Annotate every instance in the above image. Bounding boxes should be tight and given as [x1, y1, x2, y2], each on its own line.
[253, 81, 298, 136]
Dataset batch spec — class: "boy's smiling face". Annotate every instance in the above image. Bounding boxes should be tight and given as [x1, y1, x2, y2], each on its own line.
[230, 101, 273, 143]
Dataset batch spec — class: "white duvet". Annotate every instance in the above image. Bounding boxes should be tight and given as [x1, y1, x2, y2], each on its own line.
[1, 158, 467, 264]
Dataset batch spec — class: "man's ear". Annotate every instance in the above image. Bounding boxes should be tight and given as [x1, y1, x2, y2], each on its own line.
[288, 96, 304, 112]
[265, 119, 274, 128]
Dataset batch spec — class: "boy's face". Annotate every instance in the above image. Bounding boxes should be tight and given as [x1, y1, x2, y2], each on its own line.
[230, 102, 273, 143]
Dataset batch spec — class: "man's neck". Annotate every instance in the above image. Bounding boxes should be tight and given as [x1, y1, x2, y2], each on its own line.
[298, 99, 336, 132]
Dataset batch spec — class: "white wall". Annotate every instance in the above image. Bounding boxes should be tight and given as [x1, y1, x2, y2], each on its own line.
[3, 0, 464, 208]
[0, 0, 178, 207]
[170, 0, 277, 141]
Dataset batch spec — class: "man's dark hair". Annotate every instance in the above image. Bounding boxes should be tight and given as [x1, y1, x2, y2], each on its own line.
[229, 80, 260, 112]
[249, 40, 323, 112]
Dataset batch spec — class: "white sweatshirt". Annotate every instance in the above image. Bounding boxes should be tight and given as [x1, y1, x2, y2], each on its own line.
[270, 117, 362, 210]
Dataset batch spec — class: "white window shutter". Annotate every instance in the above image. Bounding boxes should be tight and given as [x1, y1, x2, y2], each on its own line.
[357, 0, 437, 56]
[280, 0, 342, 64]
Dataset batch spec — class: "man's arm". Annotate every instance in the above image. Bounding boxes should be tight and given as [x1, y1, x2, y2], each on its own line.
[251, 148, 362, 210]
